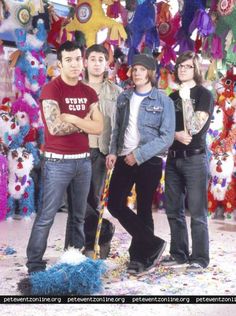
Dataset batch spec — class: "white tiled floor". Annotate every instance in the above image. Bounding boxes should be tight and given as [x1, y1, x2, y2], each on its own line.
[1, 210, 236, 315]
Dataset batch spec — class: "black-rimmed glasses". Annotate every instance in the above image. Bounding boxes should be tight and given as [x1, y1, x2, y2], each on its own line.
[177, 64, 195, 70]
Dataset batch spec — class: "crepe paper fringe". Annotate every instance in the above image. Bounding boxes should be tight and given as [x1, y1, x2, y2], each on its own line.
[30, 259, 106, 295]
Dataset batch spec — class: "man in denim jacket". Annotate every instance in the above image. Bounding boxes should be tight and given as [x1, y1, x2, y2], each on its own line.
[106, 54, 175, 275]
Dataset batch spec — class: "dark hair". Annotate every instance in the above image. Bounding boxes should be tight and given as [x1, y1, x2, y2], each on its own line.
[131, 68, 157, 87]
[84, 44, 109, 81]
[57, 41, 81, 62]
[174, 51, 203, 85]
[85, 44, 109, 60]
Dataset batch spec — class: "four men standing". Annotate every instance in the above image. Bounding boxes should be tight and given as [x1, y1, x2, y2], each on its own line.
[26, 41, 212, 276]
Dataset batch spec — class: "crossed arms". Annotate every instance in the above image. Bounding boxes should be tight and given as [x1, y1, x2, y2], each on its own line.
[42, 99, 103, 136]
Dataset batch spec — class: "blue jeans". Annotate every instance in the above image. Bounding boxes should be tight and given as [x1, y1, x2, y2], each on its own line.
[64, 149, 114, 250]
[82, 148, 114, 249]
[165, 153, 209, 268]
[26, 157, 91, 273]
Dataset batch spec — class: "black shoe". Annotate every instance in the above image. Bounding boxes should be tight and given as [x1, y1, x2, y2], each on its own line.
[84, 222, 115, 259]
[161, 255, 188, 267]
[99, 220, 115, 245]
[100, 240, 112, 259]
[27, 261, 47, 275]
[144, 241, 167, 271]
[186, 262, 204, 272]
[99, 222, 115, 259]
[17, 277, 32, 295]
[127, 261, 145, 275]
[28, 268, 45, 275]
[83, 240, 112, 259]
[85, 216, 115, 247]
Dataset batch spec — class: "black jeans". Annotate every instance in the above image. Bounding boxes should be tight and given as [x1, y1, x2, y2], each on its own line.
[107, 156, 164, 263]
[86, 148, 107, 217]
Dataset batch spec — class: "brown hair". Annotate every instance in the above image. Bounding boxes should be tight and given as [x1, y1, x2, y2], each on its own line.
[174, 51, 203, 85]
[84, 44, 109, 81]
[85, 44, 109, 60]
[131, 68, 157, 87]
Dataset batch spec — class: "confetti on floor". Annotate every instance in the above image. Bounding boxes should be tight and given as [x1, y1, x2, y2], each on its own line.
[1, 212, 236, 316]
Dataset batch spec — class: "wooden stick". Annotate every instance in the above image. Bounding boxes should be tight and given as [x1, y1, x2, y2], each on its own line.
[93, 169, 112, 260]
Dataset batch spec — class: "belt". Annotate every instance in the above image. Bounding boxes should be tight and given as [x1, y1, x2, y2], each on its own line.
[44, 152, 90, 159]
[168, 148, 205, 159]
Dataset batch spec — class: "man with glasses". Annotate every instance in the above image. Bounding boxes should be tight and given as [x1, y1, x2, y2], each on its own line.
[26, 41, 103, 274]
[161, 51, 214, 272]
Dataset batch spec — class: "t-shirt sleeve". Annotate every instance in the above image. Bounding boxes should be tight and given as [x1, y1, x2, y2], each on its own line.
[40, 80, 61, 103]
[195, 87, 213, 114]
[87, 86, 99, 110]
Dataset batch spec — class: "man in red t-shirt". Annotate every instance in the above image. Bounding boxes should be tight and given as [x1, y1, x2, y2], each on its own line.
[26, 41, 103, 274]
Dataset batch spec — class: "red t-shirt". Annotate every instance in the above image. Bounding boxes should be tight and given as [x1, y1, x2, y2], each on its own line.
[40, 76, 98, 154]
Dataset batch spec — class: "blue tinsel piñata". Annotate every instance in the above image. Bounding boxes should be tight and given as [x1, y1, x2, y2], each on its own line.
[30, 257, 106, 295]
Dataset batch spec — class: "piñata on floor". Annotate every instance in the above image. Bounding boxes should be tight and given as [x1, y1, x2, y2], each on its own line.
[1, 210, 236, 315]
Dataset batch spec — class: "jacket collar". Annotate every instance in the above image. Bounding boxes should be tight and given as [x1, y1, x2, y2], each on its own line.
[123, 87, 157, 100]
[83, 78, 111, 87]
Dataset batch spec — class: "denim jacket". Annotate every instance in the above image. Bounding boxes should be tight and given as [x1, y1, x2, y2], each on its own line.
[109, 87, 175, 165]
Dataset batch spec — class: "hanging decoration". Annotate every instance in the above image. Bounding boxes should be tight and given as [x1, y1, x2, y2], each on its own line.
[47, 5, 67, 49]
[0, 18, 47, 220]
[0, 0, 32, 33]
[7, 147, 35, 218]
[208, 151, 236, 215]
[106, 0, 128, 25]
[65, 0, 127, 47]
[0, 0, 10, 21]
[174, 0, 205, 54]
[207, 68, 236, 218]
[126, 0, 159, 64]
[217, 0, 235, 16]
[0, 149, 8, 221]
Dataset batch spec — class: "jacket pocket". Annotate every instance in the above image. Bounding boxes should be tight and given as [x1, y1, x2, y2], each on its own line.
[102, 97, 116, 118]
[144, 105, 163, 128]
[146, 105, 163, 112]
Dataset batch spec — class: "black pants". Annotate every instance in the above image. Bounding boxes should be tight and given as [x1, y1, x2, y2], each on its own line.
[86, 148, 107, 217]
[107, 156, 164, 263]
